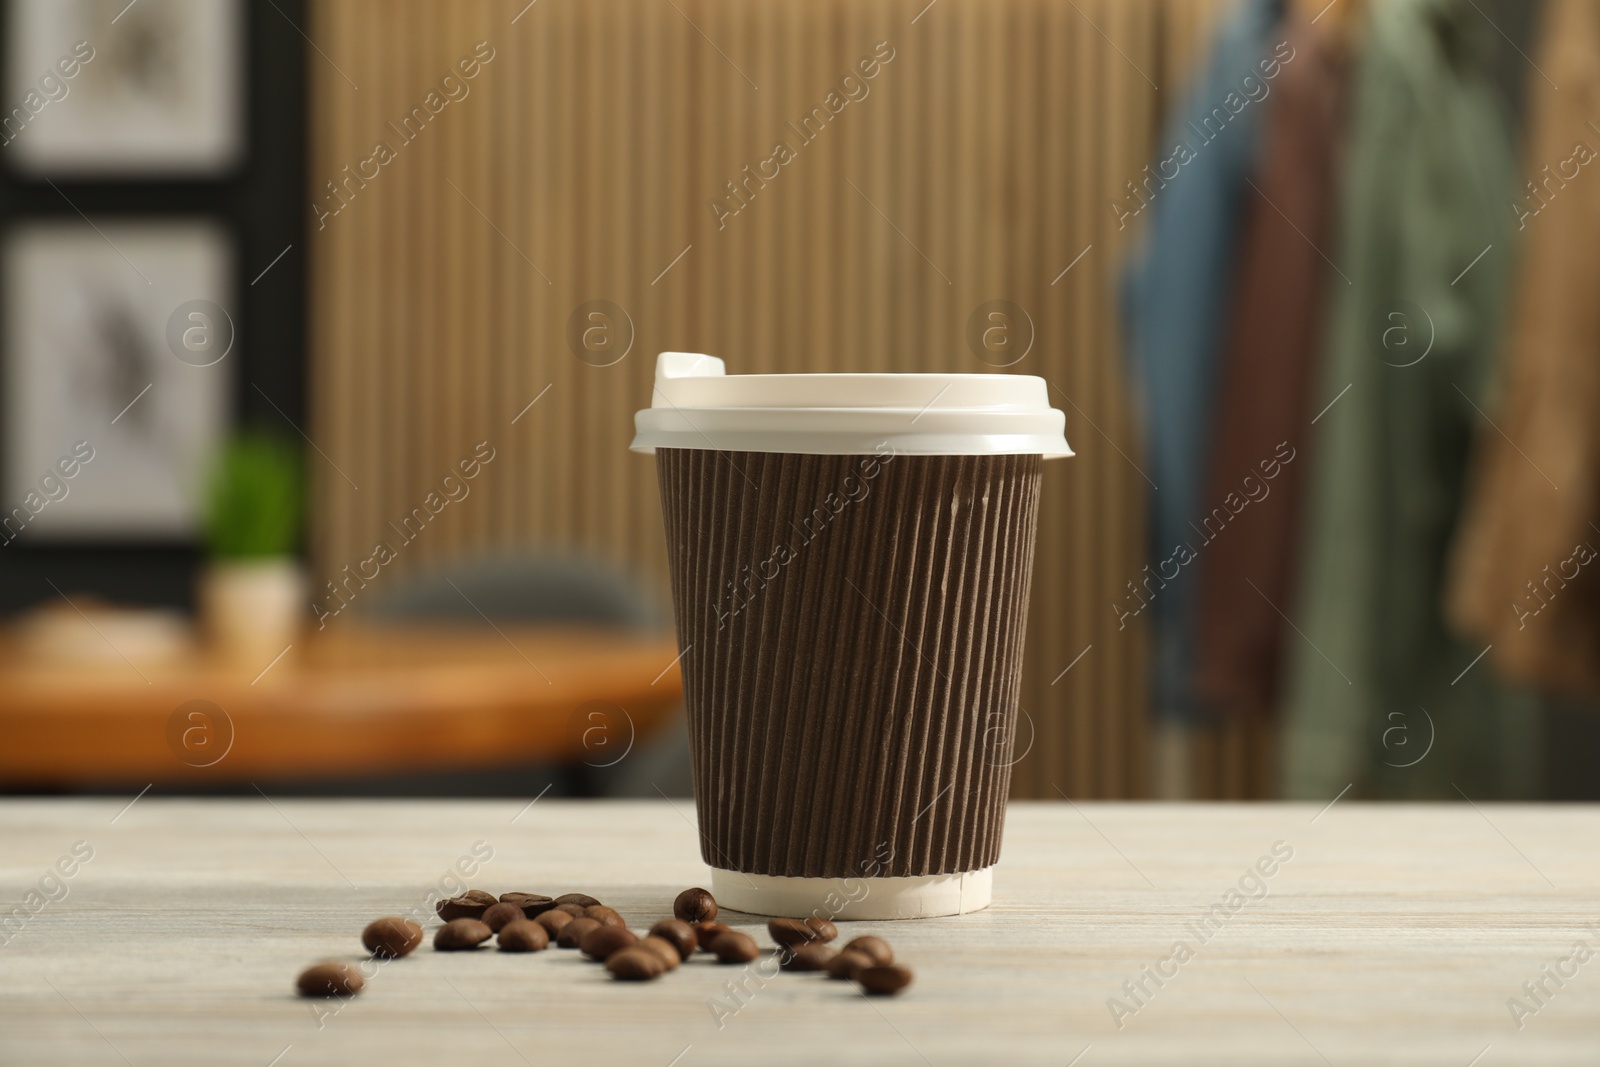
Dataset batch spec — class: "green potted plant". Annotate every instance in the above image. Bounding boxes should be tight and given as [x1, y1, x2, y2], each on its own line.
[197, 431, 305, 660]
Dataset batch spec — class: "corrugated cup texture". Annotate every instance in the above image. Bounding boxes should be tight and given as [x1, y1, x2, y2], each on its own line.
[656, 447, 1043, 878]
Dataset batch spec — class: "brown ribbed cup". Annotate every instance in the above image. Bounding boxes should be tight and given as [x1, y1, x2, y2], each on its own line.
[655, 447, 1042, 879]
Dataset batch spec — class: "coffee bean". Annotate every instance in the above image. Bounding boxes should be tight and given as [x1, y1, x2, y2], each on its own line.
[434, 918, 493, 951]
[826, 949, 874, 981]
[498, 890, 542, 903]
[297, 961, 364, 998]
[481, 902, 526, 933]
[606, 946, 665, 981]
[768, 917, 810, 946]
[780, 943, 837, 972]
[580, 924, 638, 961]
[499, 891, 555, 917]
[710, 931, 759, 963]
[638, 935, 682, 971]
[553, 893, 602, 908]
[535, 910, 574, 938]
[857, 964, 914, 996]
[673, 887, 717, 923]
[436, 889, 498, 922]
[584, 905, 625, 927]
[768, 917, 836, 948]
[557, 916, 602, 948]
[648, 919, 697, 960]
[497, 920, 550, 952]
[361, 916, 423, 959]
[692, 921, 731, 949]
[554, 903, 588, 918]
[842, 935, 893, 966]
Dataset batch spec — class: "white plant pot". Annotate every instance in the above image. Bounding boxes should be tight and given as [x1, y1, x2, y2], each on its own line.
[200, 558, 306, 661]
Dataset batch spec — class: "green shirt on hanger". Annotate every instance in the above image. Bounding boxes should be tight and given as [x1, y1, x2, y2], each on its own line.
[1281, 0, 1539, 800]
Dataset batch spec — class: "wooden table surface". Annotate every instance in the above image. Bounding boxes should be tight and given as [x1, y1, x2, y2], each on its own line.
[0, 626, 684, 787]
[0, 800, 1594, 1066]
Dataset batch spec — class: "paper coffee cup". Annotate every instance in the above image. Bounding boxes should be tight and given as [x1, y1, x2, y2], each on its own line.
[633, 353, 1071, 919]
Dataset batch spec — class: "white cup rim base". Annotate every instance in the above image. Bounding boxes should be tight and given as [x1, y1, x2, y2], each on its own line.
[709, 866, 993, 920]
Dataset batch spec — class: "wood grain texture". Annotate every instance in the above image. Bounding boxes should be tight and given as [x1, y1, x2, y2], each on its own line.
[1, 800, 1596, 1065]
[302, 0, 1266, 800]
[0, 627, 683, 787]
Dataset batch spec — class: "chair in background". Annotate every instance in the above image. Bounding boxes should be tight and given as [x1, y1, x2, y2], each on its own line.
[362, 554, 665, 632]
[360, 553, 692, 799]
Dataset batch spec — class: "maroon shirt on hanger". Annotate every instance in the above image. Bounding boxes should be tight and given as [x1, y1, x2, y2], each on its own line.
[1191, 10, 1351, 720]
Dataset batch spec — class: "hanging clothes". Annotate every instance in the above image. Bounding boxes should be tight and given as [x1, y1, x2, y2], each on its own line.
[1448, 0, 1600, 701]
[1479, 0, 1548, 129]
[1190, 4, 1351, 721]
[1121, 0, 1282, 724]
[1280, 0, 1538, 800]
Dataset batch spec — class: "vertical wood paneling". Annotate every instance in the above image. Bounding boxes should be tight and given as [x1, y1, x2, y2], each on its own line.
[308, 0, 1234, 799]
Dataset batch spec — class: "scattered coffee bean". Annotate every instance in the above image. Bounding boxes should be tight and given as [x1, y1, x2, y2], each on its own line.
[768, 917, 810, 946]
[857, 964, 914, 996]
[361, 916, 423, 959]
[606, 946, 665, 981]
[710, 931, 759, 963]
[481, 902, 526, 933]
[769, 917, 836, 948]
[826, 949, 874, 981]
[842, 935, 893, 966]
[497, 920, 550, 952]
[436, 889, 498, 922]
[297, 961, 364, 998]
[535, 910, 574, 938]
[434, 918, 493, 951]
[638, 936, 682, 971]
[648, 919, 697, 960]
[499, 891, 555, 917]
[557, 916, 602, 948]
[580, 924, 638, 961]
[692, 921, 731, 949]
[674, 887, 717, 923]
[303, 880, 910, 1000]
[780, 943, 837, 972]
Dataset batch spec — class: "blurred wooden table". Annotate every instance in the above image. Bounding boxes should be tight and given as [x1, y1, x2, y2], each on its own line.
[0, 800, 1594, 1065]
[0, 626, 684, 788]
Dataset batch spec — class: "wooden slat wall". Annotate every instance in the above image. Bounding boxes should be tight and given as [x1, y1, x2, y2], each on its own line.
[306, 0, 1243, 799]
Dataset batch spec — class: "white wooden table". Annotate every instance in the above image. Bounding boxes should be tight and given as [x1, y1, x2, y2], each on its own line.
[1, 799, 1594, 1066]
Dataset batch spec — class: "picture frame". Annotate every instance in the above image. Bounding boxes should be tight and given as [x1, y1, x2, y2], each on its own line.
[3, 220, 232, 541]
[4, 0, 244, 176]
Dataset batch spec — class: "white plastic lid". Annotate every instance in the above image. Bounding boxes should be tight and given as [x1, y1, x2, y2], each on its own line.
[630, 352, 1073, 458]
